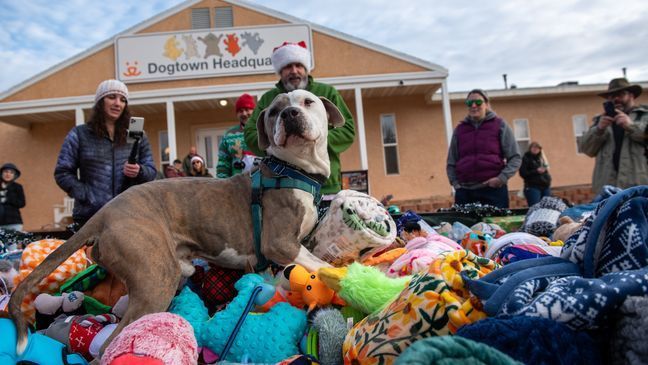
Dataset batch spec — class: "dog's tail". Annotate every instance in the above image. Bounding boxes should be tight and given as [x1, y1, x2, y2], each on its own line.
[8, 219, 100, 355]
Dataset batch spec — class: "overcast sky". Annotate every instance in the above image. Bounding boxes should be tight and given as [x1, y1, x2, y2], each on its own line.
[1, 0, 646, 95]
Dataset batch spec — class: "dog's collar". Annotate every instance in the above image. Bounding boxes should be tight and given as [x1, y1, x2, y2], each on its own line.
[250, 157, 323, 272]
[264, 156, 327, 186]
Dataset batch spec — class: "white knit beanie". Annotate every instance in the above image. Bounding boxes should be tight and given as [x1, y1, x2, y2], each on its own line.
[95, 79, 129, 104]
[271, 41, 311, 74]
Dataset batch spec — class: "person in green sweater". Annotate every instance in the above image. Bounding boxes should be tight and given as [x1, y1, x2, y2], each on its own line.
[216, 93, 259, 178]
[244, 41, 356, 201]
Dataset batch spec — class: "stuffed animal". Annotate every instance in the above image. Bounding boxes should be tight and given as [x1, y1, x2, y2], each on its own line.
[282, 264, 346, 312]
[170, 274, 307, 364]
[319, 263, 410, 315]
[552, 216, 583, 243]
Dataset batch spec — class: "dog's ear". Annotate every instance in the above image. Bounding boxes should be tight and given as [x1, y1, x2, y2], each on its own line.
[319, 97, 345, 128]
[256, 108, 271, 151]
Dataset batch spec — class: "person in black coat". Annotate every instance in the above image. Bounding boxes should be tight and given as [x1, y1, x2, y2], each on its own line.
[0, 163, 26, 231]
[519, 142, 552, 207]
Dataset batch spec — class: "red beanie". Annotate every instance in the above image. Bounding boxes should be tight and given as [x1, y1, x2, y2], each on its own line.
[235, 93, 256, 112]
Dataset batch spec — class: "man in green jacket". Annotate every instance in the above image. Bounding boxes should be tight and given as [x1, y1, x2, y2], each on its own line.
[580, 78, 648, 194]
[244, 41, 355, 200]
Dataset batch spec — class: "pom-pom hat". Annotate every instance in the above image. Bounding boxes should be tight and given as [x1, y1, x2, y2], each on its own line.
[235, 93, 256, 112]
[95, 79, 129, 104]
[271, 41, 311, 74]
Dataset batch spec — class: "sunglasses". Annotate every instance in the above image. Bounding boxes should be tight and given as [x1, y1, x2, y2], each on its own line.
[192, 161, 202, 165]
[465, 99, 485, 107]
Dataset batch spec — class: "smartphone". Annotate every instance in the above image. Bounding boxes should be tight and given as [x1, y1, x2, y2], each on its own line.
[603, 101, 617, 117]
[127, 117, 145, 143]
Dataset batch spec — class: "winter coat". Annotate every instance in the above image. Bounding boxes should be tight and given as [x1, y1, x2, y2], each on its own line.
[519, 152, 551, 189]
[244, 76, 356, 194]
[579, 105, 648, 194]
[54, 124, 156, 223]
[0, 181, 25, 225]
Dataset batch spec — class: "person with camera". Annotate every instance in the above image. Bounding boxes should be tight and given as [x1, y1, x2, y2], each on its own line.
[580, 78, 648, 194]
[216, 93, 259, 178]
[54, 79, 156, 227]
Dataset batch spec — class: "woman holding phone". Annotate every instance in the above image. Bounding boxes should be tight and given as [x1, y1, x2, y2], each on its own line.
[54, 79, 156, 227]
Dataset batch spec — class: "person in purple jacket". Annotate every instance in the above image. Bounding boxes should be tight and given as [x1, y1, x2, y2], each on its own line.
[54, 80, 156, 227]
[446, 89, 521, 208]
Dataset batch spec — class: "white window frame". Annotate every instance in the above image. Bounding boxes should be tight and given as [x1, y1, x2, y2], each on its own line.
[512, 118, 530, 153]
[572, 114, 589, 154]
[380, 113, 400, 175]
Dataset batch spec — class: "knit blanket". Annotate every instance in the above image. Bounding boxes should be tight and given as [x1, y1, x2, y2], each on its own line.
[307, 190, 396, 266]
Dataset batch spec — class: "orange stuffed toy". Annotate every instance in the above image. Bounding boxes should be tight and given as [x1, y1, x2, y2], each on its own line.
[281, 264, 345, 312]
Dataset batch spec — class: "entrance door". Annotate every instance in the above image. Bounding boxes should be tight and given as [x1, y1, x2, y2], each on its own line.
[196, 127, 228, 176]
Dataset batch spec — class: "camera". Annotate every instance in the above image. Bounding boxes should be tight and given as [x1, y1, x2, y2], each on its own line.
[233, 160, 246, 170]
[603, 101, 617, 117]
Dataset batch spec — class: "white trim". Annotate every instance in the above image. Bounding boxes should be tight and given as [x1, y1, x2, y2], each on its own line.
[441, 79, 453, 146]
[75, 108, 85, 126]
[354, 87, 368, 170]
[166, 101, 177, 162]
[0, 71, 443, 117]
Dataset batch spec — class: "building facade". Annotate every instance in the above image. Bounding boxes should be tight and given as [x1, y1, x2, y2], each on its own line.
[0, 0, 645, 230]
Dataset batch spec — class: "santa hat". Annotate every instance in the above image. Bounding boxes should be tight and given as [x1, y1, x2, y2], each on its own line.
[271, 41, 311, 74]
[235, 93, 256, 112]
[190, 156, 204, 165]
[95, 79, 129, 104]
[101, 312, 198, 365]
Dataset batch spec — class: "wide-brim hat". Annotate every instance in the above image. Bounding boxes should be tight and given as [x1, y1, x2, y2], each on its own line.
[598, 78, 642, 98]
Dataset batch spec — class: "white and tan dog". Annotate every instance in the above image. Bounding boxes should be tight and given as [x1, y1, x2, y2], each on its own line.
[9, 90, 342, 356]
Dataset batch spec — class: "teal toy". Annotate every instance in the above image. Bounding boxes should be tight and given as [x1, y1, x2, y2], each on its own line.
[0, 317, 88, 365]
[170, 273, 307, 363]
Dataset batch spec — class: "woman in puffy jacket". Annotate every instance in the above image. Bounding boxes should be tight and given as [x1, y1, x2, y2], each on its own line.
[54, 80, 156, 227]
[519, 142, 552, 207]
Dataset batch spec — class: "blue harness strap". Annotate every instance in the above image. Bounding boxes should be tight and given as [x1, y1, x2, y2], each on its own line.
[250, 158, 322, 272]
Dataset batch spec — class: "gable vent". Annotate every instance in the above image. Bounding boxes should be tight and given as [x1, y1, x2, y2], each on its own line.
[191, 8, 210, 29]
[214, 7, 233, 28]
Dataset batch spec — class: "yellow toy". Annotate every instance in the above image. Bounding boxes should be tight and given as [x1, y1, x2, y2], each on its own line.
[282, 264, 345, 312]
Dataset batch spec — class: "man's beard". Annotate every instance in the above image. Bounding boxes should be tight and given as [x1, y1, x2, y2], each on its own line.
[282, 76, 308, 91]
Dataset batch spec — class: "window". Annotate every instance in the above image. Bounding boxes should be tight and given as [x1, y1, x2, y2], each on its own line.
[159, 130, 170, 168]
[572, 114, 589, 154]
[214, 7, 233, 28]
[513, 118, 530, 153]
[380, 114, 400, 175]
[191, 8, 210, 29]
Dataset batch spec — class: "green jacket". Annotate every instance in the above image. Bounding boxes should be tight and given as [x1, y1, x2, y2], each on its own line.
[580, 104, 648, 194]
[244, 76, 356, 194]
[216, 125, 253, 178]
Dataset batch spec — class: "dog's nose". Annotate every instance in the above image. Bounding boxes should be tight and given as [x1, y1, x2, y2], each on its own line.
[281, 107, 300, 120]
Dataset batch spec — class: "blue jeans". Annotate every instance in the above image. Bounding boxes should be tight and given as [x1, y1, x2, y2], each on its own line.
[455, 185, 510, 208]
[524, 186, 552, 207]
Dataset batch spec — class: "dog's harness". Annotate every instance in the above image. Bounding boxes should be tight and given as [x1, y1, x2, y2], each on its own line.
[250, 156, 324, 272]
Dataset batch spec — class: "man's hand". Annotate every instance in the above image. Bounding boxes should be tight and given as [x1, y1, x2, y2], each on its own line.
[483, 177, 504, 188]
[123, 163, 140, 178]
[614, 111, 633, 129]
[598, 116, 614, 130]
[537, 166, 546, 174]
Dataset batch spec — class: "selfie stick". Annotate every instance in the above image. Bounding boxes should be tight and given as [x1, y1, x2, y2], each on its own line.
[127, 130, 143, 164]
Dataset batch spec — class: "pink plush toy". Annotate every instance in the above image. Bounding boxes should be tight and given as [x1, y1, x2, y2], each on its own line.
[387, 234, 463, 277]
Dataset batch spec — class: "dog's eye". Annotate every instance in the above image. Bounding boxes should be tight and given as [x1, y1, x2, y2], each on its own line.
[304, 98, 315, 106]
[268, 108, 277, 116]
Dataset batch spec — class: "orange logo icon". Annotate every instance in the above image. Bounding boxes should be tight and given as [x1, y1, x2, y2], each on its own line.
[123, 61, 141, 77]
[224, 34, 241, 57]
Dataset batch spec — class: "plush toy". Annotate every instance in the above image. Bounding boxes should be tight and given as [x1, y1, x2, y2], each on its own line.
[0, 316, 88, 364]
[282, 264, 346, 312]
[170, 274, 307, 364]
[319, 263, 410, 315]
[552, 216, 583, 243]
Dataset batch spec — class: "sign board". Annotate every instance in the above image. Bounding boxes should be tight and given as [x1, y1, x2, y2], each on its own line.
[342, 170, 369, 194]
[115, 24, 313, 83]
